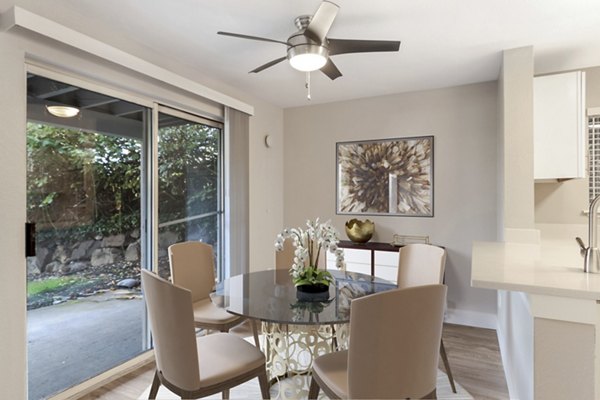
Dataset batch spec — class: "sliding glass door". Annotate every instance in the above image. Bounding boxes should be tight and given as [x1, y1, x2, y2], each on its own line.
[156, 107, 224, 280]
[26, 75, 224, 399]
[26, 74, 149, 399]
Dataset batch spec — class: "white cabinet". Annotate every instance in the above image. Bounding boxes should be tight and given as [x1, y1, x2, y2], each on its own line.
[534, 71, 586, 180]
[326, 248, 398, 283]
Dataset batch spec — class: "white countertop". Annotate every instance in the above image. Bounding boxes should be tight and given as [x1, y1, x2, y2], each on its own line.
[472, 225, 600, 300]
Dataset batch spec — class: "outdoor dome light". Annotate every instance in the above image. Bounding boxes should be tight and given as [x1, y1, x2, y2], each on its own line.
[46, 105, 80, 118]
[287, 44, 328, 72]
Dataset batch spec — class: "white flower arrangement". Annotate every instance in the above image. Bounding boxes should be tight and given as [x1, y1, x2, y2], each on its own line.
[275, 218, 345, 287]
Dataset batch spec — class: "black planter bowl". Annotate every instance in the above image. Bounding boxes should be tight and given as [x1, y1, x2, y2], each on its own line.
[296, 284, 330, 302]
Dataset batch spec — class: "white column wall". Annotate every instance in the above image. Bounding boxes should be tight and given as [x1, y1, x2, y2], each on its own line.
[0, 34, 27, 399]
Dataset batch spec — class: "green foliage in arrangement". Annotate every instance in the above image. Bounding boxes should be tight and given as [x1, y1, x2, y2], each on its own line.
[292, 266, 334, 287]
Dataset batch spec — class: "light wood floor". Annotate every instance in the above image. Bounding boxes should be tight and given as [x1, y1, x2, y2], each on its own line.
[441, 324, 509, 400]
[79, 323, 509, 400]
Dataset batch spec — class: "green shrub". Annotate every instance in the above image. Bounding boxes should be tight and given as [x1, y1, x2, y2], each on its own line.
[27, 277, 82, 297]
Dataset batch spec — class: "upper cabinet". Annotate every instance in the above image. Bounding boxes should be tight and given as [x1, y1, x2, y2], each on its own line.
[534, 71, 586, 181]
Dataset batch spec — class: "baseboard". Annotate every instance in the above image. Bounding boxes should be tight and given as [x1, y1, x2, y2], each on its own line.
[445, 307, 497, 330]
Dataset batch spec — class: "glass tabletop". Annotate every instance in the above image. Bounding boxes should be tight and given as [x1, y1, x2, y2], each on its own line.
[216, 269, 397, 325]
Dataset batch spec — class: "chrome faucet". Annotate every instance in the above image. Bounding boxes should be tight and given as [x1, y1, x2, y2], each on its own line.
[577, 194, 600, 273]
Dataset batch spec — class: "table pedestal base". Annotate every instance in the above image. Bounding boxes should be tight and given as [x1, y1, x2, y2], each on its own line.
[262, 322, 348, 399]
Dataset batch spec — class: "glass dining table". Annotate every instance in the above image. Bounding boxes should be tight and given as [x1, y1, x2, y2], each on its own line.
[215, 269, 396, 399]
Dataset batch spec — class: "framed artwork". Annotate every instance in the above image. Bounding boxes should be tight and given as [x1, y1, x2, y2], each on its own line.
[336, 135, 434, 217]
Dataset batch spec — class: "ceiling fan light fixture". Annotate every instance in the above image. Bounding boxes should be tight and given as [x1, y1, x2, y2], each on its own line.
[288, 44, 328, 72]
[46, 105, 80, 118]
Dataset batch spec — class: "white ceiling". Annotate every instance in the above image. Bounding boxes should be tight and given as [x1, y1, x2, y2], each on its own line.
[7, 0, 600, 108]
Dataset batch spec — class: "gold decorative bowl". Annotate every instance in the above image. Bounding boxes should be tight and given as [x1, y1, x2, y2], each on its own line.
[345, 219, 374, 243]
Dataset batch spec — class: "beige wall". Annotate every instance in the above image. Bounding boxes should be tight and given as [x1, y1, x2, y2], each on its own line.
[283, 82, 499, 324]
[587, 66, 600, 108]
[534, 66, 600, 224]
[495, 47, 538, 400]
[247, 101, 284, 271]
[500, 46, 537, 241]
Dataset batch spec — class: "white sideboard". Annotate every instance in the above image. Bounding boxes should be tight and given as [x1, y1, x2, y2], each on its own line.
[326, 244, 399, 283]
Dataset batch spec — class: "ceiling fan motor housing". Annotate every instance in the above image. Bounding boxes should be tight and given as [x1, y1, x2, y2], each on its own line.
[286, 19, 329, 66]
[286, 41, 329, 63]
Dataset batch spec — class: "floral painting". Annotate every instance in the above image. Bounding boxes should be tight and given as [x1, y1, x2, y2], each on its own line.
[336, 136, 433, 217]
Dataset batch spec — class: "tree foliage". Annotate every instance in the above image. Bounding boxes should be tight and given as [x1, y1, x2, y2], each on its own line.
[27, 121, 220, 244]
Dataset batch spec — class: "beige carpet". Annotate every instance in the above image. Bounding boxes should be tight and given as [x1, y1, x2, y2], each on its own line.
[138, 369, 473, 399]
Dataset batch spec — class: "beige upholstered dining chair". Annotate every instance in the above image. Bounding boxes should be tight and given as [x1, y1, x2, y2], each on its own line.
[275, 237, 296, 269]
[308, 284, 447, 399]
[168, 241, 259, 346]
[397, 243, 456, 393]
[141, 270, 270, 400]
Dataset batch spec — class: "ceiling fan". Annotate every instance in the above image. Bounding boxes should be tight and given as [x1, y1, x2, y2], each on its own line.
[217, 1, 401, 81]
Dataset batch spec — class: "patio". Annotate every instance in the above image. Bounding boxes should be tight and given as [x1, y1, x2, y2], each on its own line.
[27, 290, 143, 400]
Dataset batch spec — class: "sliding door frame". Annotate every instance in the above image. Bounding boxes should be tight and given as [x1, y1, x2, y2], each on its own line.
[154, 105, 225, 281]
[24, 63, 228, 398]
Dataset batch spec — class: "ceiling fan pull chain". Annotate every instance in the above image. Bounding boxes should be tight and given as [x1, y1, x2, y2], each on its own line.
[306, 71, 311, 101]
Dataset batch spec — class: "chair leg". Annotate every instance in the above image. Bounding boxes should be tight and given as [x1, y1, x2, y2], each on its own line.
[440, 339, 457, 393]
[148, 369, 161, 399]
[258, 368, 270, 399]
[251, 319, 261, 349]
[222, 388, 230, 399]
[308, 375, 320, 400]
[331, 324, 338, 351]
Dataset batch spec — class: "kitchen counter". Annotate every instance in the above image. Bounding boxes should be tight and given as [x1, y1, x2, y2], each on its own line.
[471, 239, 600, 300]
[471, 224, 600, 400]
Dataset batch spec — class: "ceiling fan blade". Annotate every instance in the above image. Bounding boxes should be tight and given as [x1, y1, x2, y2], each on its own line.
[320, 58, 342, 80]
[304, 1, 340, 43]
[328, 38, 401, 56]
[250, 57, 287, 73]
[217, 31, 288, 46]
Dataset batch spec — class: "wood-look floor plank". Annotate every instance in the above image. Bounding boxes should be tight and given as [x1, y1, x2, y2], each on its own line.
[441, 323, 509, 400]
[79, 323, 510, 400]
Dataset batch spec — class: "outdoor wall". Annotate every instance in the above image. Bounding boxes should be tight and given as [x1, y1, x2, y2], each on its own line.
[0, 8, 283, 398]
[534, 66, 600, 224]
[283, 81, 498, 328]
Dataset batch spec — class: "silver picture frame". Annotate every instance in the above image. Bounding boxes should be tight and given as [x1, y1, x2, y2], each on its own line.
[336, 136, 434, 217]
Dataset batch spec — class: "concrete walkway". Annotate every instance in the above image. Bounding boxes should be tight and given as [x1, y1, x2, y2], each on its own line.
[27, 291, 144, 400]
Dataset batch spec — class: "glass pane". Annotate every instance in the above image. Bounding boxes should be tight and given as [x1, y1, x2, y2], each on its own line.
[157, 111, 222, 280]
[26, 75, 148, 399]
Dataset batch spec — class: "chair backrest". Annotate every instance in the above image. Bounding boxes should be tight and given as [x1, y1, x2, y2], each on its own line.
[141, 270, 201, 391]
[275, 238, 296, 269]
[397, 243, 446, 288]
[348, 284, 447, 399]
[169, 241, 215, 302]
